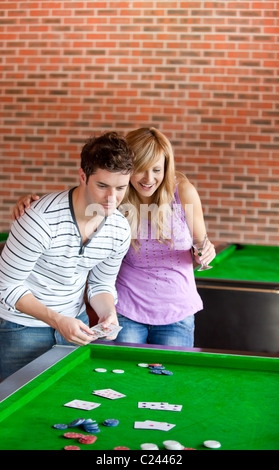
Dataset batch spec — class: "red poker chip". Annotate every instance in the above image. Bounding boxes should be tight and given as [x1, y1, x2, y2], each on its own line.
[183, 448, 196, 450]
[79, 434, 97, 440]
[64, 445, 81, 450]
[63, 432, 84, 439]
[148, 363, 162, 367]
[113, 446, 130, 450]
[78, 435, 97, 444]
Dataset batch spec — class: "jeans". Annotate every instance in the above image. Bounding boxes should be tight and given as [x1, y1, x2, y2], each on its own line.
[0, 310, 89, 382]
[116, 314, 195, 348]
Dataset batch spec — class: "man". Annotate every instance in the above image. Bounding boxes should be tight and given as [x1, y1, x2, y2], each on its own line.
[0, 132, 133, 380]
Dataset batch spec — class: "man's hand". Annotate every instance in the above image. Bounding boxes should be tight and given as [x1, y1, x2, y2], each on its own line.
[97, 310, 120, 340]
[15, 294, 95, 346]
[89, 293, 120, 340]
[54, 315, 95, 346]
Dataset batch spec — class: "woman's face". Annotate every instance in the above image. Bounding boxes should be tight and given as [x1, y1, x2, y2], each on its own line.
[130, 153, 165, 203]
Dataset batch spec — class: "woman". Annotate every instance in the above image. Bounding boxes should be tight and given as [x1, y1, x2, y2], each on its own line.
[12, 127, 215, 347]
[115, 127, 215, 347]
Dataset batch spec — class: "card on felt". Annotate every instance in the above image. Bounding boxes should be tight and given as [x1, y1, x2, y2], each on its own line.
[64, 399, 101, 410]
[156, 422, 176, 431]
[138, 401, 182, 411]
[134, 420, 176, 431]
[138, 402, 158, 409]
[150, 403, 183, 411]
[92, 388, 126, 400]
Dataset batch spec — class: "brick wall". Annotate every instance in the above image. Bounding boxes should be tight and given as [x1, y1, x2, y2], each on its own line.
[0, 1, 278, 245]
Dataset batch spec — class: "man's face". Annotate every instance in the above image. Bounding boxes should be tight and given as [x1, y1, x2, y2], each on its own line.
[80, 167, 130, 216]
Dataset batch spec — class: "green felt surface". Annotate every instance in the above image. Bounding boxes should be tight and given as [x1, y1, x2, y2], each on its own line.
[0, 233, 8, 242]
[0, 344, 278, 450]
[195, 244, 279, 283]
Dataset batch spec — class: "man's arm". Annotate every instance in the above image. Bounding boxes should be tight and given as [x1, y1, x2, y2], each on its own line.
[0, 209, 94, 346]
[89, 292, 118, 328]
[87, 220, 131, 335]
[15, 293, 94, 346]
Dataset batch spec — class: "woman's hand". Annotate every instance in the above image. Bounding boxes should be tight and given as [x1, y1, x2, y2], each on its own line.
[193, 236, 216, 267]
[12, 194, 40, 220]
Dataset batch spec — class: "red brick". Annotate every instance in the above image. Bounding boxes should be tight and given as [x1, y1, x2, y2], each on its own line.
[0, 1, 278, 245]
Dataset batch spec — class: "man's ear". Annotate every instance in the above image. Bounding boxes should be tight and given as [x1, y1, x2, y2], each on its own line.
[79, 168, 87, 184]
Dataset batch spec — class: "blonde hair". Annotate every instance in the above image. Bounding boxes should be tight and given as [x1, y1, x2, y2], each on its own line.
[121, 127, 176, 248]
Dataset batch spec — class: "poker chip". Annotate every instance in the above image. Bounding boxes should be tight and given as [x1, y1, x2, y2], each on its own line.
[137, 363, 149, 367]
[148, 363, 162, 367]
[148, 365, 165, 370]
[163, 440, 183, 450]
[103, 419, 120, 427]
[64, 445, 81, 450]
[140, 443, 159, 450]
[148, 369, 173, 375]
[95, 368, 107, 372]
[83, 426, 100, 433]
[78, 435, 97, 444]
[82, 419, 100, 433]
[53, 423, 68, 430]
[83, 418, 98, 426]
[114, 446, 130, 450]
[85, 429, 100, 434]
[68, 418, 85, 427]
[82, 418, 100, 428]
[112, 369, 125, 374]
[63, 432, 84, 439]
[203, 440, 221, 449]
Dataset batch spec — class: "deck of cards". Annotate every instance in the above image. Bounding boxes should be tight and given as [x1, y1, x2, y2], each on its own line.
[134, 420, 176, 431]
[90, 321, 122, 340]
[138, 402, 182, 411]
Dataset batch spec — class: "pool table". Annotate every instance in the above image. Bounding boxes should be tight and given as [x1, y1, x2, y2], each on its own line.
[0, 342, 278, 451]
[0, 233, 8, 242]
[194, 244, 279, 353]
[0, 233, 8, 253]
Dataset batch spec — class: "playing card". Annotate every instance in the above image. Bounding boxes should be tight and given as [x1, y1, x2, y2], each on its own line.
[146, 421, 176, 431]
[138, 402, 182, 411]
[92, 388, 126, 400]
[64, 399, 101, 411]
[134, 420, 163, 430]
[138, 402, 160, 409]
[90, 330, 105, 340]
[90, 322, 123, 339]
[155, 422, 176, 431]
[134, 421, 151, 429]
[144, 420, 166, 430]
[90, 323, 109, 338]
[134, 420, 176, 431]
[149, 403, 183, 411]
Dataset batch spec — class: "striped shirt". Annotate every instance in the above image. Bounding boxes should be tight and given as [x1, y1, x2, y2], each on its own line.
[0, 189, 131, 327]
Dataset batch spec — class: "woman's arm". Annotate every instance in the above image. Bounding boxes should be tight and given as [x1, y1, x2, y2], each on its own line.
[176, 173, 216, 266]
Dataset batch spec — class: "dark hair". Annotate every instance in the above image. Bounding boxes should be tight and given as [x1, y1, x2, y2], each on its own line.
[81, 132, 134, 183]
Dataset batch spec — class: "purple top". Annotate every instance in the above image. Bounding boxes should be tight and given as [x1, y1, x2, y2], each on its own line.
[115, 186, 203, 325]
